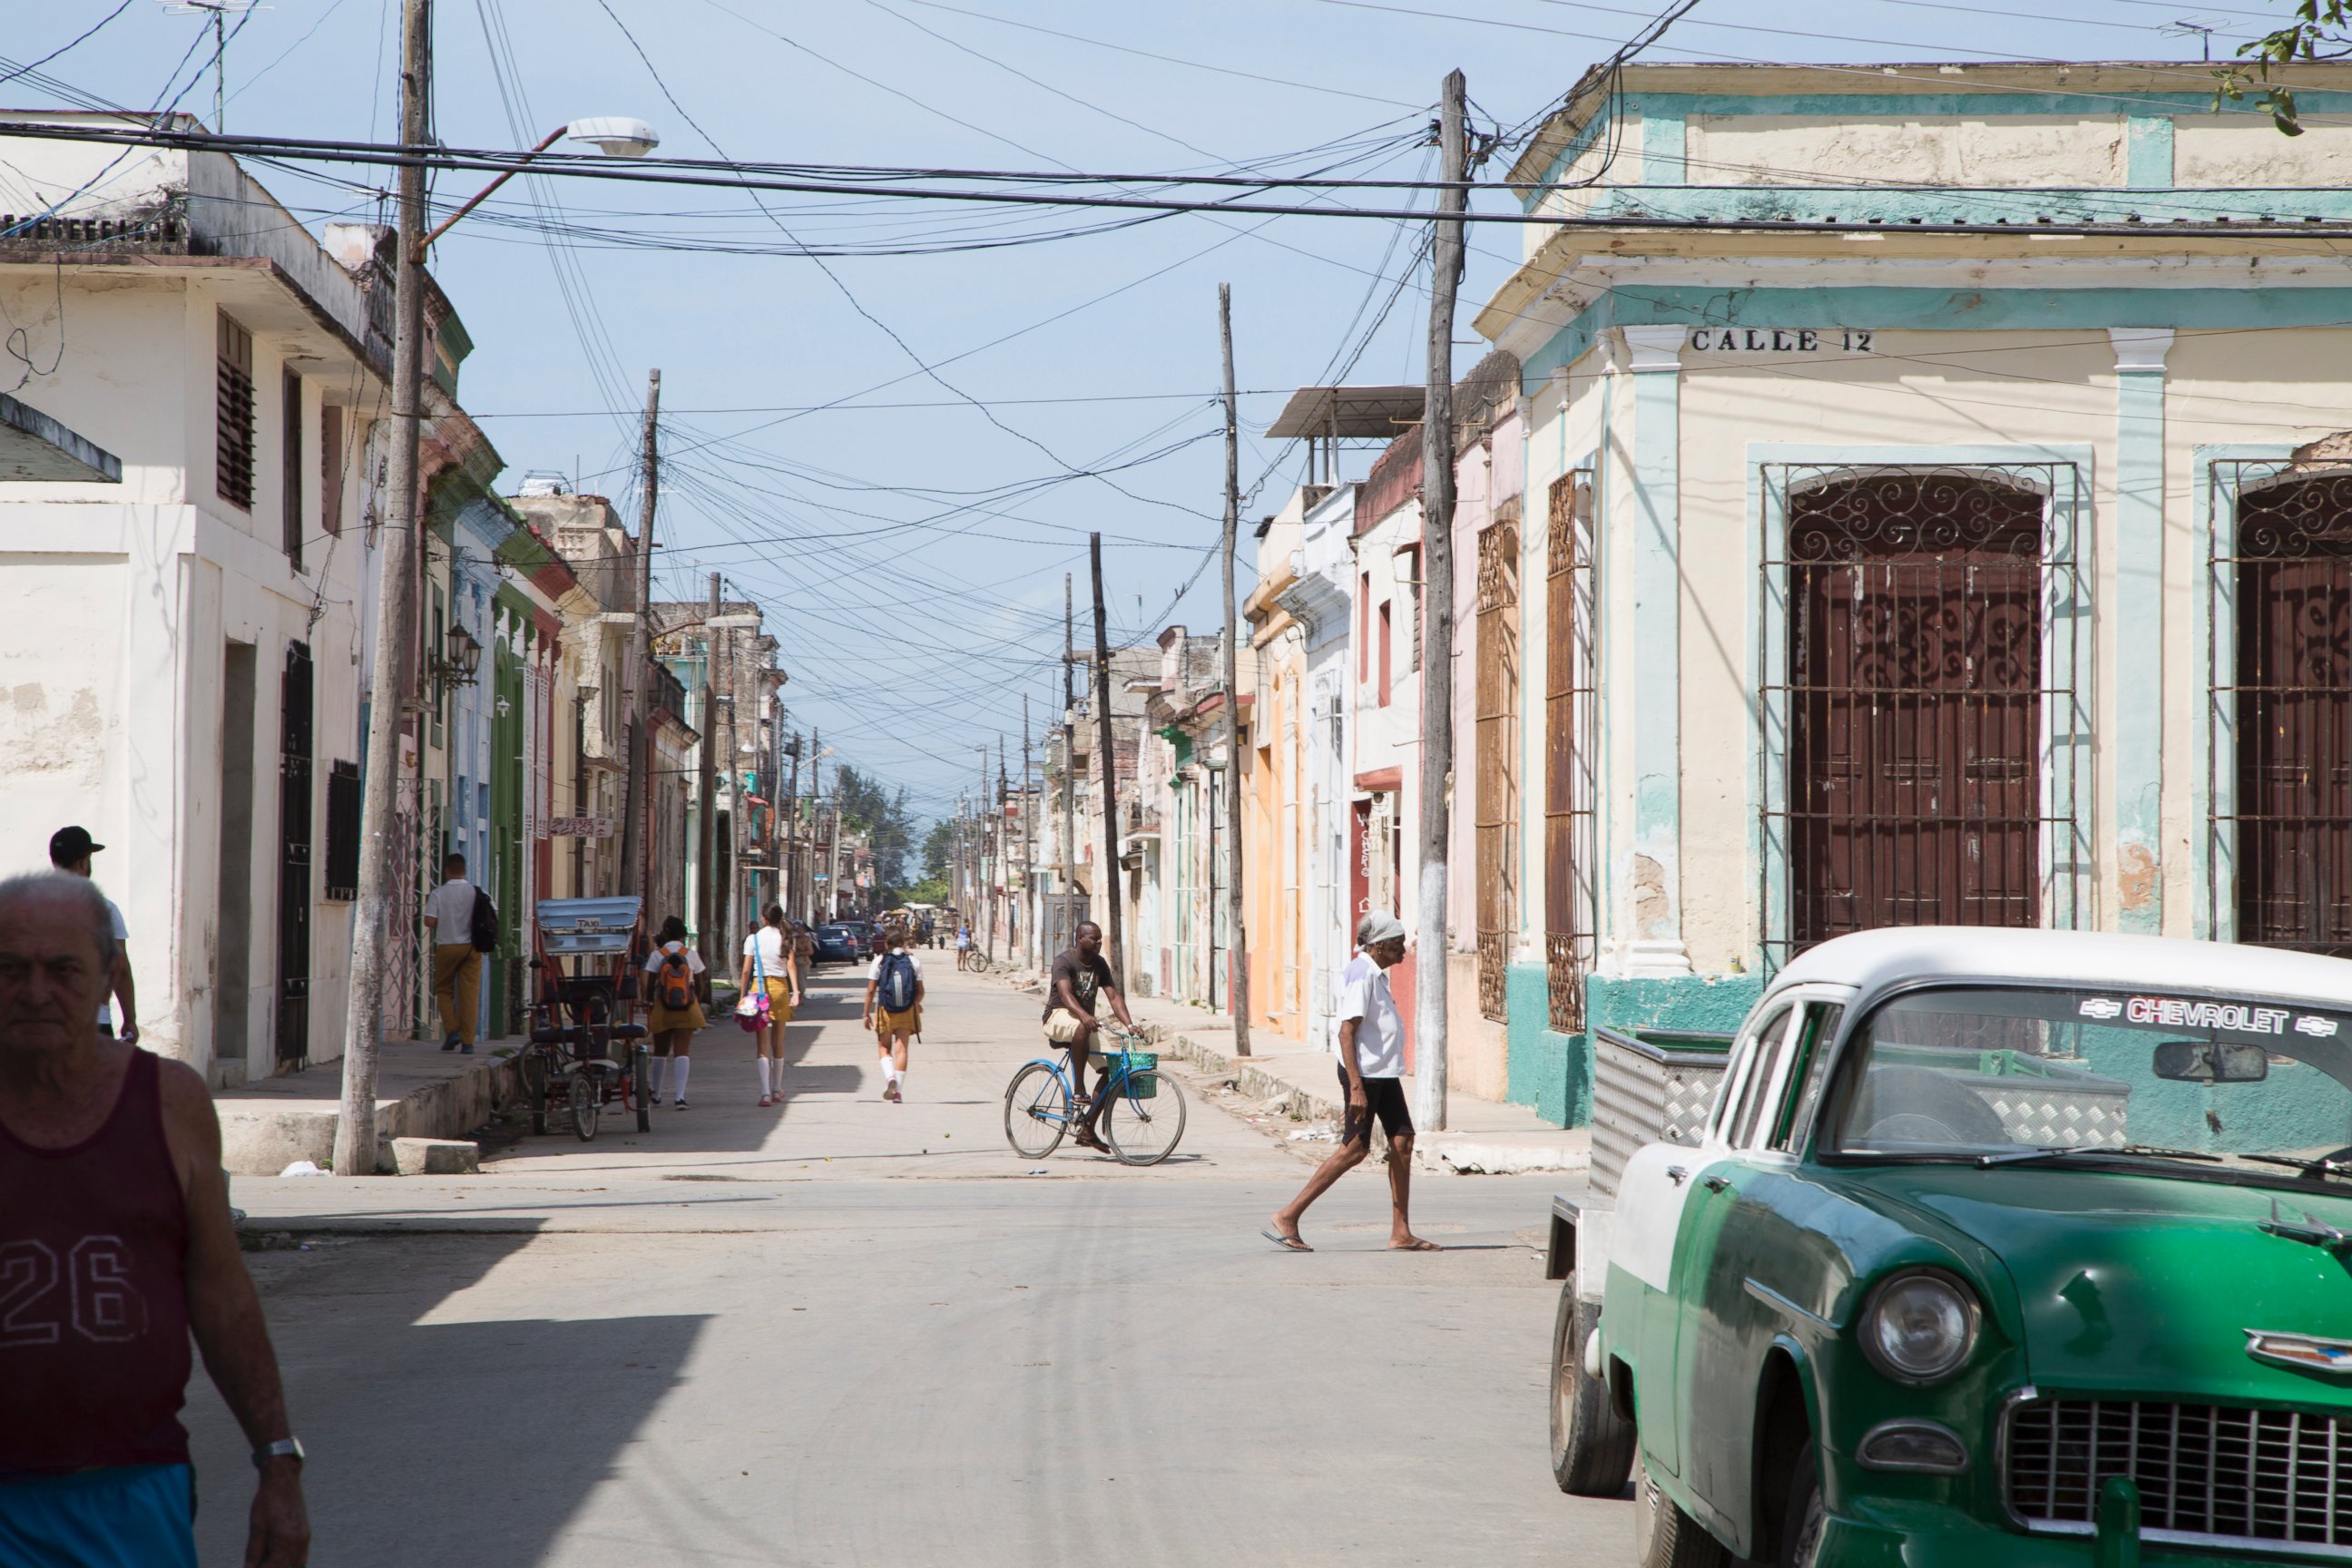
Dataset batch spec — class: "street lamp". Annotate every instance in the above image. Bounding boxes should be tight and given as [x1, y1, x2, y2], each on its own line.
[334, 53, 661, 1178]
[430, 622, 482, 693]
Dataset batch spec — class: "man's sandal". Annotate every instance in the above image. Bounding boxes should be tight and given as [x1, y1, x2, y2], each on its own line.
[1260, 1229, 1313, 1253]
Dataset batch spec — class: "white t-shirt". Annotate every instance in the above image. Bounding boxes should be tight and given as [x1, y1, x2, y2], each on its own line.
[867, 949, 924, 983]
[424, 878, 477, 942]
[1337, 951, 1406, 1079]
[743, 926, 789, 977]
[97, 896, 126, 1029]
[641, 941, 707, 976]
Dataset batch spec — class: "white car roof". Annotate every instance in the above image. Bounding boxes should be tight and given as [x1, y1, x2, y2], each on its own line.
[1772, 927, 2352, 1013]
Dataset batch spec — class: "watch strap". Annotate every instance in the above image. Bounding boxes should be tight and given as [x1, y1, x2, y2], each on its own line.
[252, 1436, 305, 1467]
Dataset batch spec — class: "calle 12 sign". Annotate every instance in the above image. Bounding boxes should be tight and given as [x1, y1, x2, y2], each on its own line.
[1686, 327, 1876, 353]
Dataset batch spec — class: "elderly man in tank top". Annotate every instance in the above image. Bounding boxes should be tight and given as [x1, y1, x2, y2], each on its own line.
[0, 871, 309, 1568]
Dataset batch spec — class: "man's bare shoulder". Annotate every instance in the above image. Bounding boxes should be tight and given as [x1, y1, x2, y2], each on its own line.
[154, 1055, 223, 1148]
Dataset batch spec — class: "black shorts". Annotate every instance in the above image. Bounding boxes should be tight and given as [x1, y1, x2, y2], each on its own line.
[1338, 1066, 1413, 1143]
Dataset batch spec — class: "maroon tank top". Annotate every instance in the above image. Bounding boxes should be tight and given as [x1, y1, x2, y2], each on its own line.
[0, 1049, 192, 1475]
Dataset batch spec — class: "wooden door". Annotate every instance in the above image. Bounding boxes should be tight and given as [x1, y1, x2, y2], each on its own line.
[1788, 475, 2043, 949]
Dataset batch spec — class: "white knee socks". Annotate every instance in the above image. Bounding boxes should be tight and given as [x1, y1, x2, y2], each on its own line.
[671, 1057, 691, 1102]
[649, 1057, 669, 1098]
[757, 1057, 773, 1096]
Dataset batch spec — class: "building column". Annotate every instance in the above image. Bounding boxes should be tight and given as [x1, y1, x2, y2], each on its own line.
[1618, 325, 1691, 977]
[2111, 328, 2173, 934]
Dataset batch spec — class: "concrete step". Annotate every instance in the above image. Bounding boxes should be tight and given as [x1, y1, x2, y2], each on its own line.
[214, 1040, 519, 1175]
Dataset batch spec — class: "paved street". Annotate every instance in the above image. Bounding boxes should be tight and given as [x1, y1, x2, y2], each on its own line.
[194, 963, 1631, 1566]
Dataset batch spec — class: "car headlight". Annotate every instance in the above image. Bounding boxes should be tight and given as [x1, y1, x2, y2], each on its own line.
[1861, 1269, 1979, 1384]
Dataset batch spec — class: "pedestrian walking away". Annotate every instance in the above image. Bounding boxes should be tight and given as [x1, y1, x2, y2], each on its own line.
[49, 826, 137, 1044]
[1265, 912, 1438, 1253]
[0, 871, 309, 1568]
[642, 916, 707, 1110]
[740, 905, 801, 1108]
[422, 852, 492, 1054]
[1043, 921, 1137, 1153]
[863, 922, 925, 1102]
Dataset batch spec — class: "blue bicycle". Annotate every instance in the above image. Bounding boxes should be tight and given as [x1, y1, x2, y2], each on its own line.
[1003, 1029, 1187, 1165]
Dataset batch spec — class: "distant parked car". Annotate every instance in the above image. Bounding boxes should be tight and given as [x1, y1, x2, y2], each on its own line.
[812, 925, 860, 965]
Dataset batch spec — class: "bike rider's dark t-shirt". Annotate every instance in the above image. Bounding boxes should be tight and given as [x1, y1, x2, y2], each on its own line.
[1046, 949, 1115, 1023]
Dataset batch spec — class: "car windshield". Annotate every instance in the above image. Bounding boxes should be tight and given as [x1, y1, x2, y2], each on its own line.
[818, 926, 851, 941]
[1827, 985, 2352, 1176]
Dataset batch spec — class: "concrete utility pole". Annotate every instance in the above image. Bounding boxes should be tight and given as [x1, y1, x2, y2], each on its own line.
[335, 0, 432, 1179]
[783, 731, 801, 921]
[618, 368, 660, 898]
[1022, 695, 1034, 968]
[1219, 282, 1252, 1054]
[1415, 69, 1469, 1134]
[1061, 573, 1077, 942]
[696, 573, 719, 973]
[1089, 531, 1125, 990]
[976, 745, 995, 957]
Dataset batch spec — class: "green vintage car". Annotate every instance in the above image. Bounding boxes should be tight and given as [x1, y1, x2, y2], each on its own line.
[1547, 927, 2352, 1568]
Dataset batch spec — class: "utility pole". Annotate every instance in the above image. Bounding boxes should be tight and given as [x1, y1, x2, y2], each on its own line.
[696, 573, 719, 973]
[1089, 532, 1125, 990]
[1061, 573, 1077, 947]
[977, 745, 995, 958]
[619, 368, 660, 898]
[335, 0, 431, 1180]
[783, 731, 802, 922]
[1219, 282, 1252, 1054]
[1415, 69, 1469, 1134]
[1022, 695, 1034, 969]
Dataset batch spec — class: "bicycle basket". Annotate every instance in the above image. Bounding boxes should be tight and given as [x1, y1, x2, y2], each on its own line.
[1097, 1050, 1158, 1098]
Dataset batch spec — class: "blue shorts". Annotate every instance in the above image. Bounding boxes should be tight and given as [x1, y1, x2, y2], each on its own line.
[0, 1465, 197, 1568]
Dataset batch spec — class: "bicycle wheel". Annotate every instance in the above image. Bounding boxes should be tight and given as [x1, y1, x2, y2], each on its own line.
[632, 1050, 652, 1133]
[1103, 1072, 1187, 1166]
[524, 1051, 549, 1136]
[1004, 1061, 1071, 1158]
[569, 1073, 599, 1142]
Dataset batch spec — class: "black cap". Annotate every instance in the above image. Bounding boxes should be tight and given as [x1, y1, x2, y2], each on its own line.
[50, 825, 104, 865]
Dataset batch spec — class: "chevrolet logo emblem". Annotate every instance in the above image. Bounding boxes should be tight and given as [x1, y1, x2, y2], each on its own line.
[2246, 1330, 2352, 1375]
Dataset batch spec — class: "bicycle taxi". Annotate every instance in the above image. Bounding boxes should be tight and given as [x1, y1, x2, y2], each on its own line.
[523, 895, 652, 1141]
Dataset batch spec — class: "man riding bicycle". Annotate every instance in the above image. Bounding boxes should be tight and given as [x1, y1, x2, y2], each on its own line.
[1043, 921, 1136, 1154]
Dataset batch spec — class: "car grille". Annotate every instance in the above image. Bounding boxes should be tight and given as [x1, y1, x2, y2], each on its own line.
[2008, 1396, 2352, 1554]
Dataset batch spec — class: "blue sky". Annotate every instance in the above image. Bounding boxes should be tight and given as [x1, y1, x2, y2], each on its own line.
[10, 0, 2271, 819]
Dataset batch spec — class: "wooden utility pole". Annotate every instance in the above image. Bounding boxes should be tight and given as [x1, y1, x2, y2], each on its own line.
[1415, 69, 1469, 1134]
[696, 573, 720, 972]
[1022, 695, 1034, 969]
[783, 731, 802, 921]
[1088, 532, 1125, 989]
[335, 0, 431, 1178]
[1219, 282, 1252, 1054]
[618, 368, 660, 897]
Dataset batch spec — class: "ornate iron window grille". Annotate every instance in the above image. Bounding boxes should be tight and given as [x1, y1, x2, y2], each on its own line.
[1757, 463, 2086, 966]
[2208, 462, 2352, 956]
[1544, 471, 1599, 1033]
[1475, 500, 1522, 1024]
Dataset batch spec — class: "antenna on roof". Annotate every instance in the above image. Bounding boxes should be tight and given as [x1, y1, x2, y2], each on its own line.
[2161, 18, 2225, 62]
[158, 0, 266, 132]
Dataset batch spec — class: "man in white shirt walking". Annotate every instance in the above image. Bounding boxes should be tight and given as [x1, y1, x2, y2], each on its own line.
[421, 853, 484, 1054]
[48, 827, 135, 1044]
[1264, 912, 1437, 1253]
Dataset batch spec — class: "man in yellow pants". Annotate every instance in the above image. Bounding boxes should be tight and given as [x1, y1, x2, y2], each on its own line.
[422, 852, 484, 1054]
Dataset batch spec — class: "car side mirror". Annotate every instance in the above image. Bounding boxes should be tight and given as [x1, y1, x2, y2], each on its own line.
[2152, 1039, 2269, 1083]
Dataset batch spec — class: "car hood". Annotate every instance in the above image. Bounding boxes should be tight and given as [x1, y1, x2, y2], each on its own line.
[1849, 1164, 2352, 1404]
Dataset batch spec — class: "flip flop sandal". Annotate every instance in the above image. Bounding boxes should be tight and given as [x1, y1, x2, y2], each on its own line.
[1388, 1239, 1444, 1252]
[1260, 1229, 1313, 1253]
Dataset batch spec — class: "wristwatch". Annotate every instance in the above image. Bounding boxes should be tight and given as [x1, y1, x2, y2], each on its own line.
[251, 1436, 305, 1468]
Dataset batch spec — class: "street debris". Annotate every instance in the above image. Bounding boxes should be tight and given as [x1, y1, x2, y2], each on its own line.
[278, 1160, 327, 1178]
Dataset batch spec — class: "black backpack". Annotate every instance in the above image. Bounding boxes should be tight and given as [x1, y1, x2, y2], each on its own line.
[469, 887, 498, 954]
[877, 951, 917, 1013]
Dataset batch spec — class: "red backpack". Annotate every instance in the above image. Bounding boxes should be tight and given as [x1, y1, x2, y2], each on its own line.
[657, 947, 696, 1012]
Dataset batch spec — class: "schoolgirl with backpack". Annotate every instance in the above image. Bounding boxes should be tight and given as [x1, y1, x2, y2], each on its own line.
[737, 904, 802, 1108]
[861, 922, 926, 1103]
[640, 916, 708, 1108]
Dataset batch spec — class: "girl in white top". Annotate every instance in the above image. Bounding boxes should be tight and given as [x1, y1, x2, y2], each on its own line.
[639, 915, 707, 1107]
[737, 903, 802, 1107]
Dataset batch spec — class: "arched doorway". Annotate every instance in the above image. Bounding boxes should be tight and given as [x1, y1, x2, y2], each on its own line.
[2231, 474, 2352, 956]
[1786, 472, 2045, 950]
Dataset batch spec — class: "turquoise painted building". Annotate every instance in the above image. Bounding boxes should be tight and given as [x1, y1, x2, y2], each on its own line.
[1474, 61, 2352, 1125]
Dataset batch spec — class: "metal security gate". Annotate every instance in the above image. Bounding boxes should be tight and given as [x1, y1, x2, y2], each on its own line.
[1544, 472, 1598, 1032]
[2213, 467, 2352, 955]
[1475, 506, 1521, 1023]
[1762, 466, 2082, 958]
[276, 641, 313, 1068]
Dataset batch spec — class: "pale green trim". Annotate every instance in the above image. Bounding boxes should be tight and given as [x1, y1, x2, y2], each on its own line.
[2126, 115, 2174, 191]
[1586, 182, 2344, 222]
[1639, 90, 2352, 121]
[1630, 361, 1681, 941]
[2113, 368, 2168, 935]
[1641, 104, 1685, 188]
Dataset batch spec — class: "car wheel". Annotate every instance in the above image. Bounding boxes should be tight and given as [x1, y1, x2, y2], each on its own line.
[1549, 1276, 1637, 1496]
[1779, 1441, 1826, 1568]
[1634, 1450, 1729, 1568]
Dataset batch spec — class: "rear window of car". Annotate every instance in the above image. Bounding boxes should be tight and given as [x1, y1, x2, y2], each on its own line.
[1827, 985, 2352, 1173]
